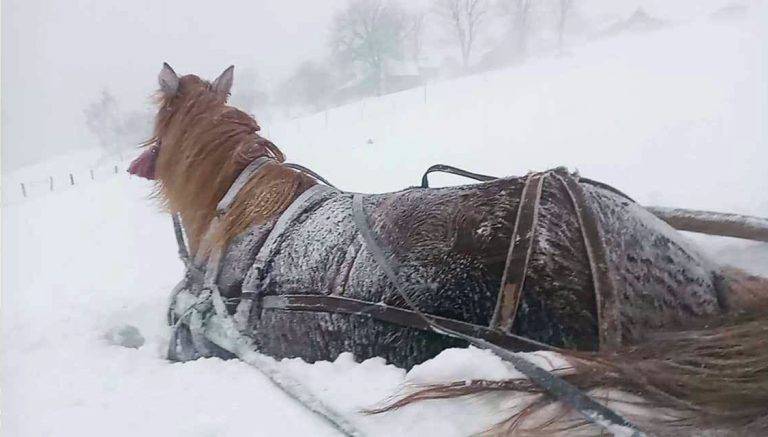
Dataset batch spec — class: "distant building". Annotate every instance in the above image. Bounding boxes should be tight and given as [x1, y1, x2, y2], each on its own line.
[381, 59, 424, 94]
[332, 58, 428, 104]
[710, 3, 748, 22]
[599, 8, 667, 38]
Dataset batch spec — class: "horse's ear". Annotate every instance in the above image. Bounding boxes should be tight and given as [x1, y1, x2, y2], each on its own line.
[159, 62, 179, 96]
[212, 65, 234, 96]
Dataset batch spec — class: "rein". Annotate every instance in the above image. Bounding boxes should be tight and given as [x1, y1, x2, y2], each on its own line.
[168, 158, 645, 436]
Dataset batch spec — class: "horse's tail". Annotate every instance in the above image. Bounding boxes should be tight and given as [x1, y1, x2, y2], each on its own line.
[370, 268, 768, 436]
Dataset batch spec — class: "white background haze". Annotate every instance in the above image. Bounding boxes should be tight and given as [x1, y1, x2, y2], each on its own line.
[2, 1, 767, 436]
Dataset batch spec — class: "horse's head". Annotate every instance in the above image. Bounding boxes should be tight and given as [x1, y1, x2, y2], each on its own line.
[129, 63, 287, 254]
[128, 63, 283, 182]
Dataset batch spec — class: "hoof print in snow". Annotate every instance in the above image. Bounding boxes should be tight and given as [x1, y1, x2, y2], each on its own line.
[104, 324, 145, 349]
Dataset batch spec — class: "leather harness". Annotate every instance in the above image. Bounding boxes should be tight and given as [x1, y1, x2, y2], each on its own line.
[226, 164, 624, 353]
[169, 159, 643, 436]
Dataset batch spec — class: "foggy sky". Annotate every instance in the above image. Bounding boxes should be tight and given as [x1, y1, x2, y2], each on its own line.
[2, 0, 345, 172]
[2, 0, 732, 172]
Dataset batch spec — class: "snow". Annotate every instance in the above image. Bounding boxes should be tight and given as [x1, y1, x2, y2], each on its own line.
[3, 7, 767, 436]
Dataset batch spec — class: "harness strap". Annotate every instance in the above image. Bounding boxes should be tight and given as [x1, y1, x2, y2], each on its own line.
[351, 195, 420, 309]
[419, 163, 636, 203]
[283, 163, 337, 189]
[349, 191, 645, 437]
[237, 185, 337, 330]
[578, 176, 636, 202]
[490, 171, 548, 332]
[450, 330, 644, 437]
[169, 160, 642, 435]
[260, 294, 550, 352]
[172, 213, 191, 264]
[167, 214, 204, 326]
[420, 164, 496, 188]
[172, 181, 359, 436]
[170, 288, 362, 436]
[553, 173, 622, 350]
[216, 156, 275, 216]
[417, 165, 622, 347]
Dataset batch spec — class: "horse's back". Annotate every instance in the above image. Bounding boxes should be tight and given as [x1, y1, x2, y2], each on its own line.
[204, 173, 726, 368]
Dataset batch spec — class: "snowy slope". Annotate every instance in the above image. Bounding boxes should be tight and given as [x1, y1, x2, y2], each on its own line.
[0, 177, 561, 436]
[268, 17, 767, 215]
[3, 9, 767, 437]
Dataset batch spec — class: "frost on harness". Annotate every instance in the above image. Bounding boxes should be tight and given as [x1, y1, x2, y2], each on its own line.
[129, 64, 768, 436]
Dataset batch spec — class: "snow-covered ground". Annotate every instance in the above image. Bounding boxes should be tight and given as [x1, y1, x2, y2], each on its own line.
[3, 9, 767, 436]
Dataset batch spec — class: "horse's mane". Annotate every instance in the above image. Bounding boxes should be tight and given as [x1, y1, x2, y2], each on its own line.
[147, 74, 315, 257]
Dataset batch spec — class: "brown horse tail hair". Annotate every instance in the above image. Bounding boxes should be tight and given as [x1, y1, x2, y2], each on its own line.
[369, 273, 768, 436]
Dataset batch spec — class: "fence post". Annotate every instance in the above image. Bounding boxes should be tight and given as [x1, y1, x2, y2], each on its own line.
[114, 165, 118, 174]
[49, 176, 54, 191]
[69, 173, 75, 185]
[423, 85, 427, 105]
[21, 183, 27, 198]
[90, 169, 95, 180]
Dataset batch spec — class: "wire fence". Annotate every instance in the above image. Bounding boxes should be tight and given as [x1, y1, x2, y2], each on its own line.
[272, 82, 434, 138]
[5, 83, 437, 207]
[4, 151, 133, 206]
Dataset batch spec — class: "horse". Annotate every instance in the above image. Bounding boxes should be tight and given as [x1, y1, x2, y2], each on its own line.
[130, 64, 768, 435]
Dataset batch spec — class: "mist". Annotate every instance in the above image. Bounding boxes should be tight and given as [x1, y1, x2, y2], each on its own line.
[2, 0, 344, 172]
[2, 0, 742, 173]
[4, 1, 768, 435]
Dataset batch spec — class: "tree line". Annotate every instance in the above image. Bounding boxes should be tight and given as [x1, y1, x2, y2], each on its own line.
[88, 0, 663, 154]
[278, 0, 578, 113]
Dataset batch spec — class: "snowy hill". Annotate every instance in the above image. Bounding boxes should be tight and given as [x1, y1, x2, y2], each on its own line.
[3, 9, 767, 436]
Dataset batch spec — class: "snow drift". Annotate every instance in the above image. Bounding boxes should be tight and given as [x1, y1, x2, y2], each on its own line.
[3, 9, 767, 436]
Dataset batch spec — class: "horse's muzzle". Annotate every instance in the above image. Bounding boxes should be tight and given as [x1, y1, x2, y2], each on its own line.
[128, 145, 158, 180]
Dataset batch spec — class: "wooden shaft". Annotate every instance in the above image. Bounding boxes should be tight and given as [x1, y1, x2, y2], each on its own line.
[647, 207, 768, 243]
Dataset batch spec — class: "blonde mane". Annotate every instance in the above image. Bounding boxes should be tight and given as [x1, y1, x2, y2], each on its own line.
[147, 74, 315, 257]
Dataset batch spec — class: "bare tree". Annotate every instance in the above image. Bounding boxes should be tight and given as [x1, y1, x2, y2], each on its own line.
[277, 61, 336, 112]
[405, 11, 427, 63]
[434, 0, 489, 70]
[557, 0, 573, 51]
[330, 0, 409, 95]
[500, 0, 533, 58]
[84, 89, 152, 157]
[84, 89, 126, 155]
[229, 68, 270, 114]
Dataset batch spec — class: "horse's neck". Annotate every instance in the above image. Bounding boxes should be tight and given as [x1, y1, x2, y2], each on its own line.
[188, 161, 318, 260]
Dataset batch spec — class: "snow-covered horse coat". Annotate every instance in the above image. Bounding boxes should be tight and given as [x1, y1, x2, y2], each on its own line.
[174, 171, 726, 369]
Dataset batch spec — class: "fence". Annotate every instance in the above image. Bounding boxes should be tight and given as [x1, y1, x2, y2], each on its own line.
[6, 81, 441, 206]
[5, 152, 132, 206]
[273, 82, 436, 136]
